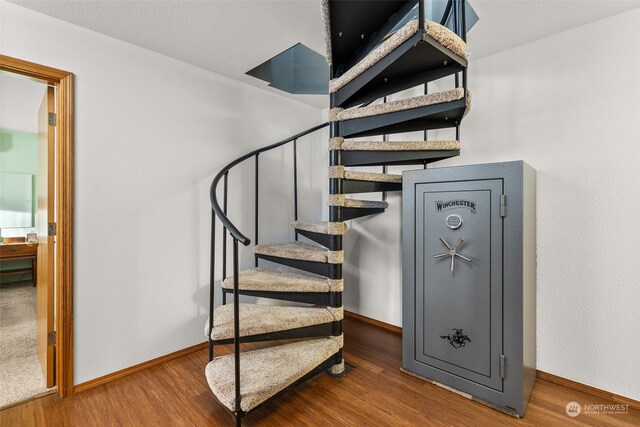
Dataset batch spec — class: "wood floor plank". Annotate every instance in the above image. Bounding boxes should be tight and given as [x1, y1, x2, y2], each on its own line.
[1, 316, 638, 426]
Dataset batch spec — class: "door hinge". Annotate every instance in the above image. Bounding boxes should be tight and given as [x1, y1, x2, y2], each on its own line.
[48, 112, 57, 126]
[48, 222, 57, 236]
[499, 354, 506, 378]
[48, 331, 57, 346]
[500, 194, 507, 217]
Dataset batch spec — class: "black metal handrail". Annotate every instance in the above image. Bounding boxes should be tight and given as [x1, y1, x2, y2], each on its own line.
[209, 122, 328, 246]
[208, 121, 328, 421]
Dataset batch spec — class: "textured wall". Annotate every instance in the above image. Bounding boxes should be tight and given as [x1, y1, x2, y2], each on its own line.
[341, 9, 640, 400]
[1, 1, 323, 384]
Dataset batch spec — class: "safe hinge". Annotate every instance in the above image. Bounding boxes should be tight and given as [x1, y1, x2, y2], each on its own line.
[48, 331, 57, 346]
[499, 354, 506, 378]
[48, 222, 57, 236]
[48, 112, 57, 126]
[500, 195, 507, 217]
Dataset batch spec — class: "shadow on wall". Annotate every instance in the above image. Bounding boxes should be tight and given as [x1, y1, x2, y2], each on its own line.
[343, 209, 403, 319]
[0, 132, 14, 152]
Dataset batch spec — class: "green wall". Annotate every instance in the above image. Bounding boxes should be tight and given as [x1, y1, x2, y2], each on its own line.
[0, 128, 38, 174]
[0, 128, 38, 284]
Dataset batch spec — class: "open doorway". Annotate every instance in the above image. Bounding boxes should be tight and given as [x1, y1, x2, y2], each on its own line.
[0, 55, 74, 407]
[0, 71, 56, 406]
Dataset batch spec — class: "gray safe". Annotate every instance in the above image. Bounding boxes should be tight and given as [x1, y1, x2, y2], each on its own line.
[402, 161, 536, 417]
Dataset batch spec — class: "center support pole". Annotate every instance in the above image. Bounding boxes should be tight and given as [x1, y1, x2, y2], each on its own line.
[328, 91, 345, 375]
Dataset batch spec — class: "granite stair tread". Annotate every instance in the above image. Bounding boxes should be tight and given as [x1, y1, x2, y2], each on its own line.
[338, 139, 460, 152]
[205, 303, 343, 341]
[292, 221, 347, 236]
[255, 241, 332, 263]
[222, 267, 343, 293]
[343, 170, 402, 183]
[330, 88, 470, 122]
[328, 194, 388, 209]
[206, 338, 341, 412]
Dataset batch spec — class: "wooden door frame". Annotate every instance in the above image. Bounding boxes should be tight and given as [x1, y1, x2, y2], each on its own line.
[0, 54, 74, 398]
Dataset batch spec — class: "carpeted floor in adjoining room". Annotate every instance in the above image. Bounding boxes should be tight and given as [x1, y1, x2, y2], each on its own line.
[0, 282, 51, 407]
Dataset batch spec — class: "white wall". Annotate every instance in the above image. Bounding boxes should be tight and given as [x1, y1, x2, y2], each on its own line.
[0, 74, 45, 132]
[341, 8, 640, 400]
[0, 1, 323, 384]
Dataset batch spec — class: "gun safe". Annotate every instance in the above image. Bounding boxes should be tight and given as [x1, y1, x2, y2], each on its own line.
[402, 161, 536, 417]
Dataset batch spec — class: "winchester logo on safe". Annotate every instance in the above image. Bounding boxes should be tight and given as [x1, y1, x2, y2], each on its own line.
[435, 199, 477, 214]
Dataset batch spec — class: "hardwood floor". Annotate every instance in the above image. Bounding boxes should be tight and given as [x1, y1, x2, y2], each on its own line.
[1, 317, 638, 426]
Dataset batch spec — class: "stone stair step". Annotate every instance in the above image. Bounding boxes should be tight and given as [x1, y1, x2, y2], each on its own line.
[329, 164, 402, 183]
[206, 303, 343, 341]
[206, 337, 342, 412]
[330, 88, 470, 122]
[222, 267, 343, 293]
[255, 241, 342, 264]
[292, 221, 347, 236]
[328, 194, 388, 209]
[335, 139, 460, 152]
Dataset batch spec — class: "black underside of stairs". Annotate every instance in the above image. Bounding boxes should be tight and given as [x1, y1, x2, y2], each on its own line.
[222, 287, 342, 307]
[337, 98, 467, 138]
[341, 179, 402, 194]
[329, 0, 417, 75]
[342, 149, 460, 167]
[295, 229, 341, 250]
[338, 206, 387, 221]
[256, 254, 341, 278]
[332, 36, 466, 109]
[211, 321, 342, 345]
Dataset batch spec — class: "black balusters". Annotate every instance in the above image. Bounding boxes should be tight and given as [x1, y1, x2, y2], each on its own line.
[209, 209, 216, 362]
[461, 0, 467, 42]
[382, 165, 388, 201]
[463, 68, 468, 92]
[293, 139, 299, 241]
[453, 0, 458, 35]
[255, 154, 259, 266]
[222, 171, 228, 305]
[382, 96, 389, 201]
[424, 81, 429, 141]
[232, 239, 241, 417]
[441, 0, 452, 26]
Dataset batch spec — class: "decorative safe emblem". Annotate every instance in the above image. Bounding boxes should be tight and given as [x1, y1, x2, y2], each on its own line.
[433, 237, 471, 272]
[435, 199, 476, 214]
[440, 328, 472, 349]
[446, 214, 462, 229]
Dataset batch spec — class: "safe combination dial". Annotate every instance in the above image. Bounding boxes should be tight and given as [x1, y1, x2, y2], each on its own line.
[433, 237, 471, 273]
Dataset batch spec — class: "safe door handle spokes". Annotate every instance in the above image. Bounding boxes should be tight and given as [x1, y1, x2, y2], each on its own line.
[434, 237, 472, 272]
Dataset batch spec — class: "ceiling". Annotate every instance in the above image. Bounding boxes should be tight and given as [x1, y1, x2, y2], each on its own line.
[8, 0, 640, 108]
[467, 0, 640, 60]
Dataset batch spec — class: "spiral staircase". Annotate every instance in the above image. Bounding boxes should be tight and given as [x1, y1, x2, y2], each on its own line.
[205, 1, 472, 425]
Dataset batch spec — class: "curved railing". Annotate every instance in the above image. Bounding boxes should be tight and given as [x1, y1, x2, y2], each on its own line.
[209, 122, 328, 246]
[207, 122, 328, 418]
